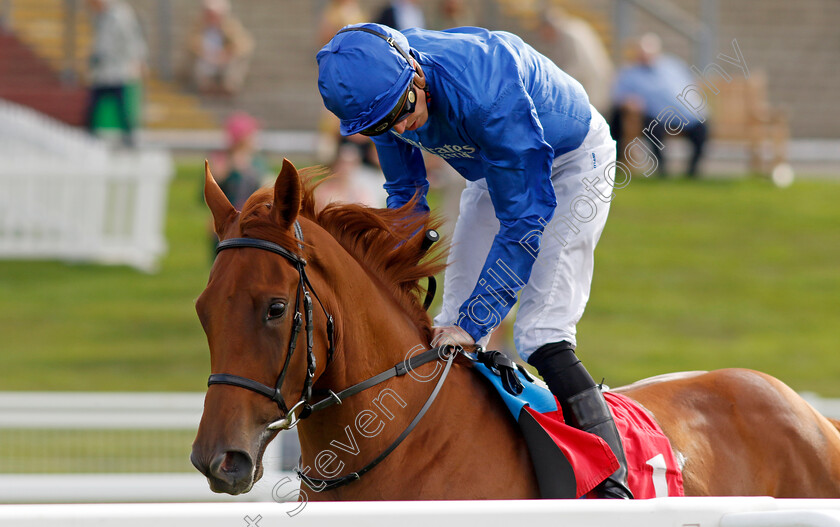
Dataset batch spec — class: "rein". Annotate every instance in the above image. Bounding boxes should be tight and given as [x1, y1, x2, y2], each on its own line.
[299, 344, 458, 492]
[206, 222, 457, 491]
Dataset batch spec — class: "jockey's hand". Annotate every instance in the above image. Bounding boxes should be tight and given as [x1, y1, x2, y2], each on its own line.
[431, 325, 475, 350]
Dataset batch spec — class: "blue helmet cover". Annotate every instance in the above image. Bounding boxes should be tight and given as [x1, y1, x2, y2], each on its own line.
[317, 23, 415, 136]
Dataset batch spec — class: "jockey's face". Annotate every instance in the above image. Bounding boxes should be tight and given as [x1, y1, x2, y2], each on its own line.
[392, 78, 428, 134]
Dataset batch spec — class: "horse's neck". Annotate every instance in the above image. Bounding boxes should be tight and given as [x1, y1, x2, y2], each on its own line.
[293, 228, 539, 499]
[306, 226, 429, 391]
[296, 230, 434, 476]
[296, 353, 539, 499]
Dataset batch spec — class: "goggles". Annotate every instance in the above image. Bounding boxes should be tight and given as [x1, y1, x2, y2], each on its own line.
[359, 84, 416, 136]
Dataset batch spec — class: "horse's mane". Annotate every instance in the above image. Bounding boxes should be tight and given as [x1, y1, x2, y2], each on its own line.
[238, 167, 447, 342]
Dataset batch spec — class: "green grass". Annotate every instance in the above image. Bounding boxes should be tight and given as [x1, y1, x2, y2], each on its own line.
[578, 176, 840, 395]
[1, 166, 838, 395]
[0, 160, 214, 391]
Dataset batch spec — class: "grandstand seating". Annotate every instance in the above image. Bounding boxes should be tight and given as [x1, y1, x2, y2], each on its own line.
[3, 0, 216, 130]
[0, 32, 87, 126]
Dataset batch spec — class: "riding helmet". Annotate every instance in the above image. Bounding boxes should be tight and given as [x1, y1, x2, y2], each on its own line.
[316, 23, 415, 136]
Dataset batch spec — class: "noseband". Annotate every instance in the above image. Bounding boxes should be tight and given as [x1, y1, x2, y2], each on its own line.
[207, 221, 335, 430]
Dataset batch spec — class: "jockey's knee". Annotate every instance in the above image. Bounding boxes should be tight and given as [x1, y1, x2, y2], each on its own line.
[527, 341, 596, 400]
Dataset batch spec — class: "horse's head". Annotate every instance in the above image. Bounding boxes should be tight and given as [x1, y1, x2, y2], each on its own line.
[191, 158, 448, 495]
[191, 159, 333, 495]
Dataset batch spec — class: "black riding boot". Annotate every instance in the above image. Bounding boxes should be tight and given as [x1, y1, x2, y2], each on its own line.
[528, 342, 633, 499]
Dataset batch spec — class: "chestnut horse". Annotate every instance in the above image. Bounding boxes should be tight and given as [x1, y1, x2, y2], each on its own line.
[192, 159, 840, 500]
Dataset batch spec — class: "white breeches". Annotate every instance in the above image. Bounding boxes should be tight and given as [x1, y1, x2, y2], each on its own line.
[434, 106, 616, 360]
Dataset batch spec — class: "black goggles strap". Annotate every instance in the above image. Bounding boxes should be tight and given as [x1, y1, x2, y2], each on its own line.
[359, 85, 413, 137]
[337, 27, 413, 65]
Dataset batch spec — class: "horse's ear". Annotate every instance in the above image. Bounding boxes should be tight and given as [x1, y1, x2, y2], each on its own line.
[272, 158, 301, 228]
[204, 160, 238, 238]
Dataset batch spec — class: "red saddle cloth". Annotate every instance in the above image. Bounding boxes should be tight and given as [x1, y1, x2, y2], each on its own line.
[524, 391, 685, 498]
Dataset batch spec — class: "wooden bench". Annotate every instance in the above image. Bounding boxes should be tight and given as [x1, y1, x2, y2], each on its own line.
[710, 70, 789, 174]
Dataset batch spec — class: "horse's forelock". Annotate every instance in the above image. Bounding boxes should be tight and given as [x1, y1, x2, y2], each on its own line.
[237, 187, 302, 249]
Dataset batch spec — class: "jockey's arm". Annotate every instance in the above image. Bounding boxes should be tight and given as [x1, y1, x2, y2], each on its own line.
[372, 133, 430, 212]
[454, 83, 557, 344]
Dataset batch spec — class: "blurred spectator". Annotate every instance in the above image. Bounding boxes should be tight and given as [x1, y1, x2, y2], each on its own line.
[433, 0, 475, 29]
[423, 154, 464, 238]
[84, 0, 147, 148]
[188, 0, 254, 96]
[537, 7, 613, 113]
[318, 0, 368, 46]
[314, 143, 387, 211]
[316, 0, 380, 182]
[610, 33, 708, 178]
[208, 112, 269, 210]
[375, 0, 425, 30]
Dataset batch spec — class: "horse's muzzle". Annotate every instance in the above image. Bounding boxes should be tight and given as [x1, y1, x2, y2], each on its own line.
[191, 449, 255, 495]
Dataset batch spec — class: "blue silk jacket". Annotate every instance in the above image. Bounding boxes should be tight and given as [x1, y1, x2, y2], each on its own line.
[371, 27, 592, 341]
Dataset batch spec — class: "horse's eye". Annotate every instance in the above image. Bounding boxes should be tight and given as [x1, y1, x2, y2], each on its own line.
[267, 302, 287, 320]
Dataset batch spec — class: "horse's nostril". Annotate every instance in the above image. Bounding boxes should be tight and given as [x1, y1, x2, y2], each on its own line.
[210, 450, 254, 483]
[221, 451, 245, 473]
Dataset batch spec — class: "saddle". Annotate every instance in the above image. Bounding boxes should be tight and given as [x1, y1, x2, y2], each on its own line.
[472, 350, 684, 499]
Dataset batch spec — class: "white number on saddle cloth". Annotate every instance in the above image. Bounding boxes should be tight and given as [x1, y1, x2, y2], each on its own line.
[646, 453, 669, 497]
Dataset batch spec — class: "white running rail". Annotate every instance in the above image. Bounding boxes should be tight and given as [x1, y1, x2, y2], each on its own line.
[0, 392, 297, 503]
[0, 99, 173, 272]
[2, 498, 840, 527]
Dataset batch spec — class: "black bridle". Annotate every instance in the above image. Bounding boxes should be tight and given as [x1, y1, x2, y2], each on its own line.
[207, 221, 452, 438]
[205, 221, 458, 491]
[207, 221, 335, 430]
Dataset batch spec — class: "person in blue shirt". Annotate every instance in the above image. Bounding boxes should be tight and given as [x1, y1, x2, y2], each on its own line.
[610, 33, 708, 177]
[317, 23, 631, 499]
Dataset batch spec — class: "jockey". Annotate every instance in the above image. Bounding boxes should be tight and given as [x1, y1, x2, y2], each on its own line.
[317, 23, 631, 499]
